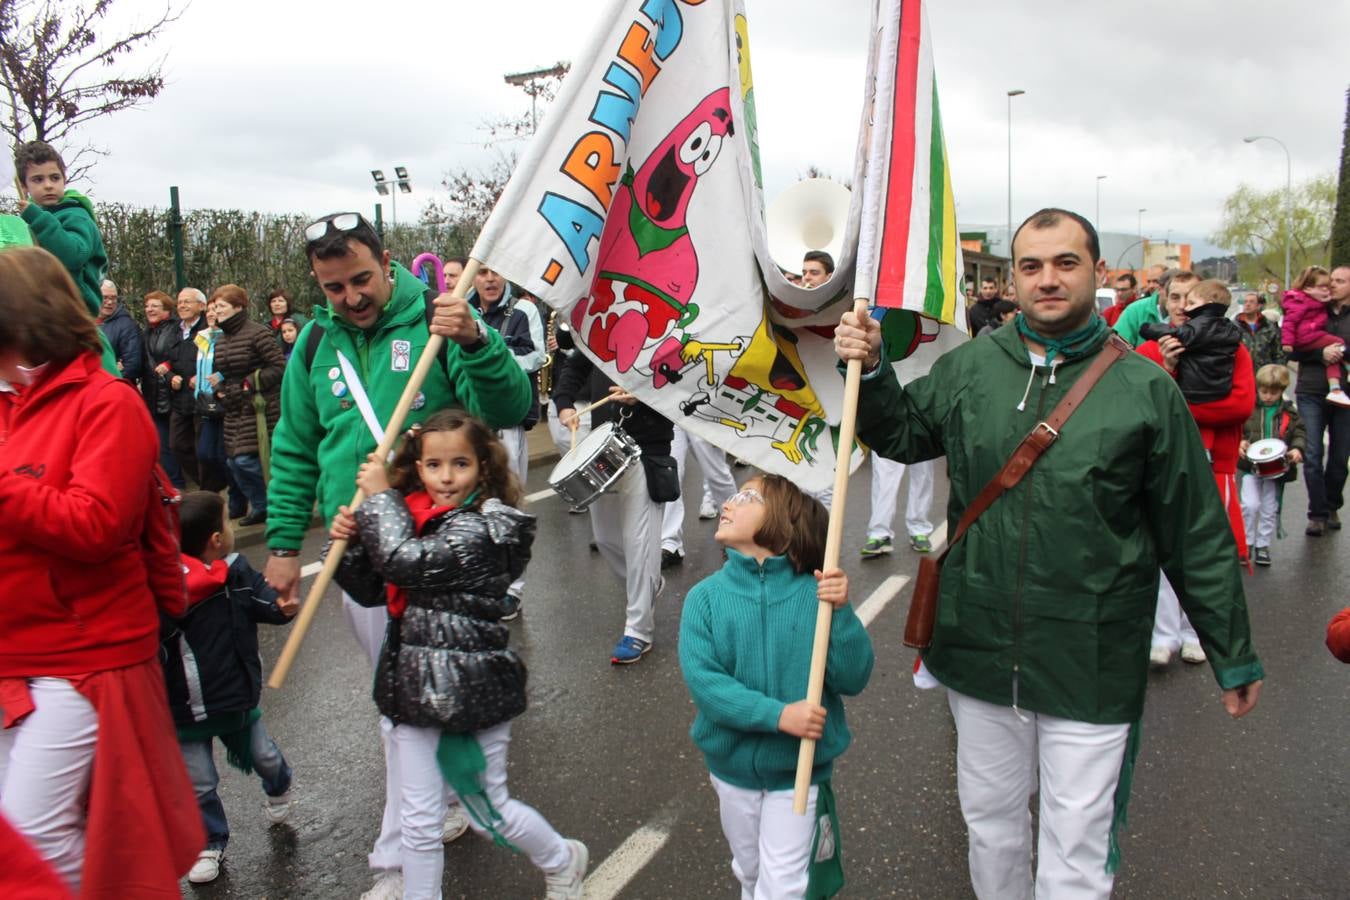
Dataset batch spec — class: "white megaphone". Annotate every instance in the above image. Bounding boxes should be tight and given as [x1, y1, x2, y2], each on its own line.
[766, 178, 851, 275]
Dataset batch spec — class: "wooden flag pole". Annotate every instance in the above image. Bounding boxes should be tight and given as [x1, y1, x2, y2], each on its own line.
[792, 297, 870, 815]
[267, 257, 483, 689]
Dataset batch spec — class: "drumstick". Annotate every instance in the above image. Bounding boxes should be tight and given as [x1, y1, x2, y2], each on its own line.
[565, 391, 632, 453]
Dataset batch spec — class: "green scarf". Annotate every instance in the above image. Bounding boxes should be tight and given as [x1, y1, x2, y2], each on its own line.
[176, 708, 263, 774]
[1015, 312, 1110, 369]
[1260, 402, 1279, 439]
[436, 732, 520, 852]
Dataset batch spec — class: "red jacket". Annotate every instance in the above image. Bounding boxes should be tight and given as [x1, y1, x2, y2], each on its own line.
[1328, 607, 1350, 663]
[1137, 341, 1255, 474]
[0, 352, 162, 677]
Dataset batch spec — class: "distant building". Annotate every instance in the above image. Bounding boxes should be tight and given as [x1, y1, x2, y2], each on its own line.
[1194, 256, 1239, 283]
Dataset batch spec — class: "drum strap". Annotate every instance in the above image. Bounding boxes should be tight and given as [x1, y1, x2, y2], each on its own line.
[335, 350, 387, 451]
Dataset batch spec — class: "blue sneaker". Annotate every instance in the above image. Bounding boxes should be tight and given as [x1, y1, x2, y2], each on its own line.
[610, 635, 651, 665]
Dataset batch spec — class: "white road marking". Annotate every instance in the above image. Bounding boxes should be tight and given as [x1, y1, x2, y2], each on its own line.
[856, 574, 911, 628]
[300, 561, 322, 578]
[930, 521, 949, 554]
[525, 487, 557, 504]
[583, 810, 677, 900]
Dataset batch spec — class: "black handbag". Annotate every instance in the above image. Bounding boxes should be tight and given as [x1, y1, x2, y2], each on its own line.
[641, 453, 680, 503]
[194, 388, 224, 420]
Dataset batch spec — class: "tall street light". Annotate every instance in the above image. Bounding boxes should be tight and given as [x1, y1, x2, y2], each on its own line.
[371, 167, 412, 226]
[1095, 175, 1107, 234]
[1244, 135, 1292, 291]
[1006, 89, 1024, 256]
[1137, 208, 1147, 273]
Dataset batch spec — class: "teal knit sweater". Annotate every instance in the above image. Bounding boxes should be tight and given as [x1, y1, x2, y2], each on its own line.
[678, 549, 874, 791]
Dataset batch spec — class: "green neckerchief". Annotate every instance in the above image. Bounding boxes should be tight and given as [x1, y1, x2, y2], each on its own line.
[1260, 402, 1280, 439]
[176, 709, 263, 775]
[436, 732, 519, 853]
[1015, 312, 1109, 369]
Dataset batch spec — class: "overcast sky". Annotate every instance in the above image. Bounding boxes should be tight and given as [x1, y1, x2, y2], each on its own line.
[21, 0, 1350, 259]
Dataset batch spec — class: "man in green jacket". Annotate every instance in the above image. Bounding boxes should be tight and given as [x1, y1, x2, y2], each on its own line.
[262, 213, 530, 893]
[833, 208, 1263, 899]
[1111, 268, 1196, 347]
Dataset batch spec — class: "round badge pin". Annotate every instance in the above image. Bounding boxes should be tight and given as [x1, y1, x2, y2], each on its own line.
[411, 391, 427, 410]
[332, 382, 348, 398]
[328, 366, 341, 380]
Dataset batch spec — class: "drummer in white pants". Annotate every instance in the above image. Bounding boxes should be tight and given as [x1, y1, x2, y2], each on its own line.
[860, 455, 936, 557]
[660, 427, 738, 566]
[1149, 574, 1204, 667]
[554, 354, 674, 664]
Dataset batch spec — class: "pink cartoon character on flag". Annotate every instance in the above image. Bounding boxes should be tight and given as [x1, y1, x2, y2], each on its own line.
[573, 87, 733, 387]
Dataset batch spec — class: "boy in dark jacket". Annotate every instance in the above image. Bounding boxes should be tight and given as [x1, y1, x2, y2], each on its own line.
[1239, 365, 1307, 566]
[159, 492, 298, 885]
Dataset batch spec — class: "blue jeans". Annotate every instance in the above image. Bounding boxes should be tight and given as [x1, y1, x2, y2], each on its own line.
[227, 454, 268, 517]
[152, 412, 185, 489]
[1296, 392, 1350, 520]
[179, 718, 292, 850]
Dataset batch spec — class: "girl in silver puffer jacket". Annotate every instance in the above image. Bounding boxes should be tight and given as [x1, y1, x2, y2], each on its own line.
[330, 409, 588, 900]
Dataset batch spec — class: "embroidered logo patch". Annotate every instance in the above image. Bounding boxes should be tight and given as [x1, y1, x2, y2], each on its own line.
[392, 340, 412, 372]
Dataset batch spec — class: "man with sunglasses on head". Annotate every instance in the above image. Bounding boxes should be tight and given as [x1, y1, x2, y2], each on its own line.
[263, 212, 531, 899]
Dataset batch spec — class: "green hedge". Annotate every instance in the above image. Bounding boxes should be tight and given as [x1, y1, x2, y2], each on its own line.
[96, 204, 479, 321]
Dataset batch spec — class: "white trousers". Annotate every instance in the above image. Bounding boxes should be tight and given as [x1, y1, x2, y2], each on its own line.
[590, 463, 663, 642]
[947, 690, 1130, 900]
[1150, 573, 1198, 651]
[866, 456, 936, 540]
[1240, 474, 1280, 550]
[343, 594, 405, 872]
[394, 721, 571, 900]
[662, 427, 738, 553]
[711, 774, 818, 900]
[498, 425, 530, 598]
[0, 677, 100, 893]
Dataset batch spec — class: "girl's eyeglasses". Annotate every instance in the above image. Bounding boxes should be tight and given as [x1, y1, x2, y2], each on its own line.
[304, 212, 365, 242]
[726, 488, 765, 506]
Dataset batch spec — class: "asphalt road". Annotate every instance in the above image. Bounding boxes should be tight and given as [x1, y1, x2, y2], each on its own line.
[186, 458, 1350, 899]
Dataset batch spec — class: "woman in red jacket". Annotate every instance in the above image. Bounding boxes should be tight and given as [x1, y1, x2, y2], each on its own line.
[1137, 279, 1256, 667]
[0, 247, 202, 896]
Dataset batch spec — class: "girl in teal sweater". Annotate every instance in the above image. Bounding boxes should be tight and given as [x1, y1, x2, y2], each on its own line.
[679, 474, 873, 899]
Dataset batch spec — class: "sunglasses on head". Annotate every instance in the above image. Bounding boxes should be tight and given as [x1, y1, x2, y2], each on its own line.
[304, 212, 366, 242]
[726, 488, 765, 506]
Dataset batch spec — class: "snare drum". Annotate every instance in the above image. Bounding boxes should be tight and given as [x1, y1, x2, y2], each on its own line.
[1247, 438, 1289, 480]
[548, 422, 642, 510]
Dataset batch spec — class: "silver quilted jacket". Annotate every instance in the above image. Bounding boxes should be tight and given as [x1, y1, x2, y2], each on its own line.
[331, 490, 535, 732]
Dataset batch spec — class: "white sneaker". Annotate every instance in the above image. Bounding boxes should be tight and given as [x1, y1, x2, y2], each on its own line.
[262, 789, 293, 824]
[543, 839, 589, 900]
[1149, 645, 1172, 668]
[188, 849, 223, 884]
[1329, 388, 1350, 409]
[360, 870, 404, 900]
[1180, 643, 1206, 664]
[698, 493, 718, 519]
[443, 802, 471, 844]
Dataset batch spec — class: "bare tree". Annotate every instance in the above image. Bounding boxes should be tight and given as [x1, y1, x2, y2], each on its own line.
[0, 0, 182, 182]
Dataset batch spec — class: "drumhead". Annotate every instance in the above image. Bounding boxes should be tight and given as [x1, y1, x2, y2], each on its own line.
[1247, 438, 1287, 463]
[549, 422, 617, 480]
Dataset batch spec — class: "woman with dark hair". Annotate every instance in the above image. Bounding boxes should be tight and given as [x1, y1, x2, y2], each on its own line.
[209, 284, 285, 525]
[141, 290, 187, 488]
[265, 288, 306, 344]
[0, 246, 203, 895]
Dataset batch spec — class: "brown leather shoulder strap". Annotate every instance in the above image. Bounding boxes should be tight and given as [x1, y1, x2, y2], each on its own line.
[940, 333, 1130, 557]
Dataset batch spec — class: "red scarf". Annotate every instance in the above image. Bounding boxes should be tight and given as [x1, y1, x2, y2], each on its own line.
[384, 490, 455, 619]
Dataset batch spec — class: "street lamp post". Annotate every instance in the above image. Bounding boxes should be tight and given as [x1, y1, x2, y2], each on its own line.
[1095, 175, 1107, 233]
[1136, 209, 1147, 275]
[1243, 135, 1292, 291]
[1006, 89, 1024, 255]
[371, 167, 412, 226]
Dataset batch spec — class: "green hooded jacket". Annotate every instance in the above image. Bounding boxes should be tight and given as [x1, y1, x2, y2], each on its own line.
[1112, 292, 1163, 347]
[855, 323, 1263, 724]
[19, 191, 120, 375]
[265, 263, 532, 549]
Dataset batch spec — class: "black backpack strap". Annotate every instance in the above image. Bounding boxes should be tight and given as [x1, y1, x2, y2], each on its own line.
[303, 289, 450, 372]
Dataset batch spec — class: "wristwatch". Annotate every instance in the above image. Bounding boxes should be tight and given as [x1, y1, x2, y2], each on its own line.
[269, 548, 300, 558]
[461, 317, 488, 353]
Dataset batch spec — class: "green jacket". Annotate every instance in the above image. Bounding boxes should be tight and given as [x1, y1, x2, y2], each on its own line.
[19, 192, 120, 376]
[21, 190, 107, 318]
[679, 550, 874, 791]
[265, 264, 532, 549]
[855, 324, 1263, 724]
[1112, 293, 1163, 347]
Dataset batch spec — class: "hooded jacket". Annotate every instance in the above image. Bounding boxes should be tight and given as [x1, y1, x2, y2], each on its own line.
[333, 491, 535, 733]
[854, 322, 1263, 724]
[19, 189, 107, 318]
[99, 303, 145, 384]
[159, 554, 292, 725]
[1139, 303, 1244, 404]
[1280, 289, 1331, 350]
[265, 263, 533, 550]
[0, 352, 163, 677]
[1111, 292, 1163, 347]
[679, 550, 873, 791]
